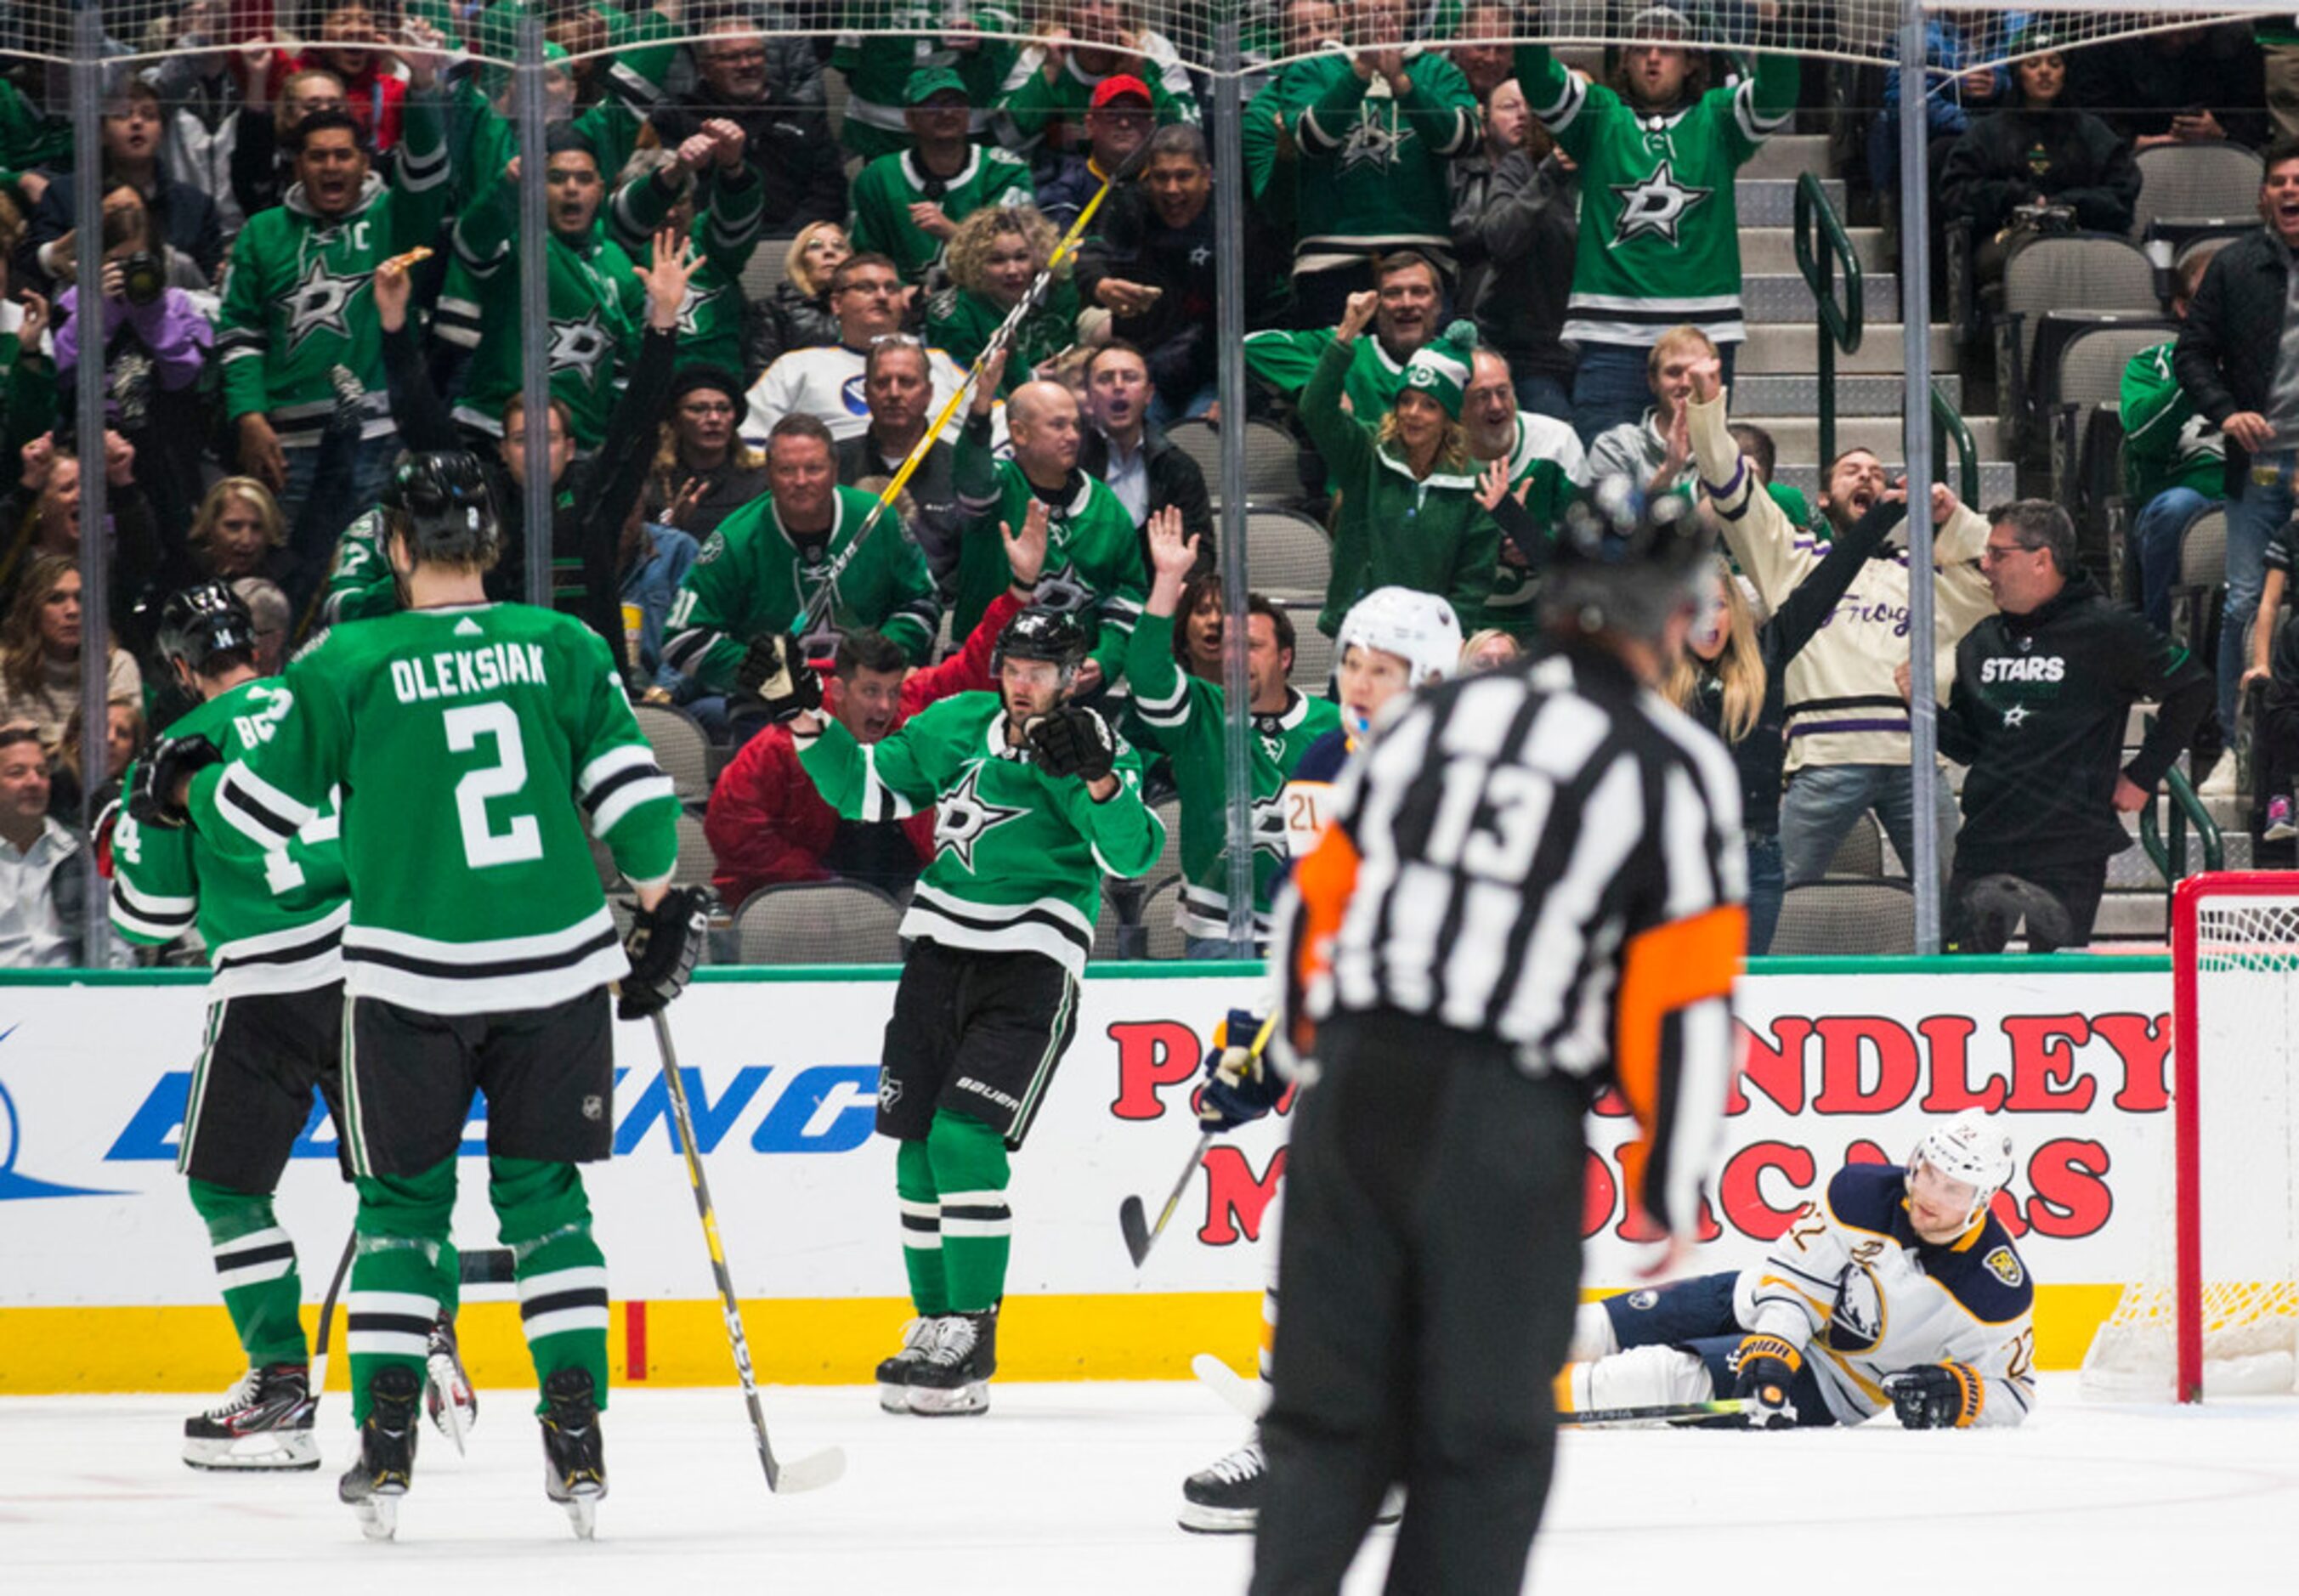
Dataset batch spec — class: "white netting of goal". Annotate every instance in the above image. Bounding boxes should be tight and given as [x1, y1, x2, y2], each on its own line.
[2081, 886, 2299, 1401]
[11, 3, 2298, 80]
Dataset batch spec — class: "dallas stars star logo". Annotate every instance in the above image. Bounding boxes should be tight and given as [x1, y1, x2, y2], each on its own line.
[281, 257, 365, 354]
[547, 312, 611, 382]
[674, 282, 705, 337]
[1188, 244, 1212, 269]
[934, 763, 1028, 872]
[2002, 703, 2030, 728]
[1337, 113, 1403, 176]
[1608, 160, 1713, 247]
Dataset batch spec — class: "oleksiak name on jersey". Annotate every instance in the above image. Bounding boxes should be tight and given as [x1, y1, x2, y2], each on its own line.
[198, 603, 680, 1016]
[111, 676, 350, 1000]
[796, 691, 1164, 976]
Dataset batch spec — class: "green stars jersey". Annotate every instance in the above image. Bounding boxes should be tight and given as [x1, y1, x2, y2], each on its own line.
[1288, 54, 1481, 266]
[1124, 612, 1340, 942]
[925, 280, 1081, 395]
[995, 31, 1200, 150]
[1515, 44, 1796, 347]
[952, 427, 1148, 682]
[1243, 326, 1414, 416]
[610, 161, 766, 377]
[201, 603, 680, 1016]
[664, 483, 942, 684]
[796, 692, 1164, 975]
[216, 91, 451, 447]
[1481, 410, 1589, 637]
[850, 146, 1033, 286]
[2122, 340, 2227, 504]
[437, 175, 644, 450]
[831, 4, 1023, 161]
[111, 677, 351, 999]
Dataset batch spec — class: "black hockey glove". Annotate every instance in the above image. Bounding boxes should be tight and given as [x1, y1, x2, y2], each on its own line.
[1730, 1333, 1803, 1429]
[735, 632, 823, 723]
[1196, 1008, 1283, 1131]
[1885, 1361, 1985, 1429]
[1026, 704, 1115, 783]
[618, 886, 711, 1021]
[127, 733, 224, 829]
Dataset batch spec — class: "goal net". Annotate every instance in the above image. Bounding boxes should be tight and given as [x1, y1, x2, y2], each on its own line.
[2081, 874, 2299, 1401]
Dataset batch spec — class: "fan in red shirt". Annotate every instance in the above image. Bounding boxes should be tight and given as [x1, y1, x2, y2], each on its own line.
[705, 501, 1050, 908]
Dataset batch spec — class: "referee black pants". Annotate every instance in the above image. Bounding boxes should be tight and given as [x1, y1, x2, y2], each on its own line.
[1251, 1009, 1585, 1596]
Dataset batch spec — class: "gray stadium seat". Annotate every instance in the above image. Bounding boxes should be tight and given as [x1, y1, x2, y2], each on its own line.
[671, 812, 716, 890]
[1996, 235, 2160, 455]
[1243, 508, 1333, 605]
[732, 880, 905, 965]
[2132, 142, 2265, 242]
[1288, 607, 1335, 690]
[1164, 418, 1311, 507]
[1139, 874, 1191, 959]
[634, 703, 713, 806]
[1768, 881, 1917, 955]
[1823, 815, 1886, 879]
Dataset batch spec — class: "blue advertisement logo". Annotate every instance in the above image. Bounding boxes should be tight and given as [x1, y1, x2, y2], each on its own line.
[0, 1025, 128, 1199]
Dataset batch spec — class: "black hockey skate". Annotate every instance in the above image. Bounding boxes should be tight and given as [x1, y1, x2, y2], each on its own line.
[424, 1309, 478, 1453]
[338, 1365, 421, 1542]
[906, 1308, 997, 1417]
[540, 1367, 607, 1540]
[875, 1316, 940, 1413]
[182, 1362, 318, 1472]
[1178, 1436, 1265, 1534]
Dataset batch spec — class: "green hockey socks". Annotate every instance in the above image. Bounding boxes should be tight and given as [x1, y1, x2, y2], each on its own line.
[189, 1179, 309, 1369]
[925, 1110, 1011, 1315]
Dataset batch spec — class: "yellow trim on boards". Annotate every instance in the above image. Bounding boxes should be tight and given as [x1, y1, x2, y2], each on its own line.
[0, 1283, 2134, 1395]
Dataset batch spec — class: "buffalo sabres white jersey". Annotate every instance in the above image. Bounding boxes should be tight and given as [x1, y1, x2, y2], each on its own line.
[1737, 1163, 2037, 1427]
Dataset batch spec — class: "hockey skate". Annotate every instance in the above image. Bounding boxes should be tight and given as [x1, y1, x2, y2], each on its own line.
[875, 1316, 939, 1413]
[182, 1363, 319, 1471]
[1178, 1432, 1404, 1534]
[338, 1365, 421, 1542]
[540, 1367, 607, 1540]
[424, 1310, 478, 1452]
[906, 1308, 996, 1417]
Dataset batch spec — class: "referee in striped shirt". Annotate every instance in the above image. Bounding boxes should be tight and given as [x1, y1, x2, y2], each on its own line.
[1250, 484, 1749, 1595]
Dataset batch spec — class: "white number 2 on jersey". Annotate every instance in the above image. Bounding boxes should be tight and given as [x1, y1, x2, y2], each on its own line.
[444, 703, 543, 869]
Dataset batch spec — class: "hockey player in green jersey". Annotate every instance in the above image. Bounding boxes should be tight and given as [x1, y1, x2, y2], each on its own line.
[1128, 507, 1339, 952]
[439, 127, 645, 450]
[133, 453, 705, 1542]
[952, 352, 1149, 693]
[771, 603, 1163, 1414]
[607, 122, 763, 378]
[216, 29, 450, 569]
[663, 411, 942, 685]
[1514, 6, 1796, 439]
[833, 3, 1022, 162]
[113, 582, 468, 1472]
[849, 66, 1035, 287]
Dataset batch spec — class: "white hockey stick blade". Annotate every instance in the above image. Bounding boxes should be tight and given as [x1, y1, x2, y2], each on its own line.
[771, 1444, 847, 1494]
[1192, 1353, 1268, 1420]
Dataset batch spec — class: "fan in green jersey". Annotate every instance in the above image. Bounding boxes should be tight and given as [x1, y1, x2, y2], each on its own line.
[833, 3, 1023, 162]
[133, 452, 701, 1542]
[608, 122, 765, 379]
[850, 67, 1036, 287]
[1243, 249, 1442, 420]
[776, 601, 1164, 1415]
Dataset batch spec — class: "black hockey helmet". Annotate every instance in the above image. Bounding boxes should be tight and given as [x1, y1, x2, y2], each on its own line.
[156, 581, 259, 677]
[993, 605, 1089, 679]
[1540, 477, 1716, 640]
[382, 450, 499, 564]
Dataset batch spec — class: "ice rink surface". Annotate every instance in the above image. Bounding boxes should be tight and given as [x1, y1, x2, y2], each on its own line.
[5, 1372, 2296, 1594]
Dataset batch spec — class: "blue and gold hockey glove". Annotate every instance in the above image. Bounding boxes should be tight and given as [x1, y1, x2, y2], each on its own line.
[129, 733, 223, 829]
[1730, 1333, 1803, 1429]
[1196, 1009, 1282, 1131]
[1885, 1361, 1985, 1429]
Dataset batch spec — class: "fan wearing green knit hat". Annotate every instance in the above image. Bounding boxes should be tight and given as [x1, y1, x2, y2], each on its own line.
[1298, 297, 1498, 638]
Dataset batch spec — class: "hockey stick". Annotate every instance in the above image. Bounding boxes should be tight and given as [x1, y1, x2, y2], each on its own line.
[1119, 1013, 1281, 1267]
[1192, 1350, 1268, 1420]
[308, 1230, 357, 1402]
[793, 141, 1150, 638]
[651, 1010, 846, 1495]
[1557, 1398, 1749, 1429]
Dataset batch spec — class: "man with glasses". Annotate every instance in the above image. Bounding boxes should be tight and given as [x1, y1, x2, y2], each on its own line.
[650, 11, 845, 234]
[850, 66, 1034, 286]
[1898, 501, 2211, 952]
[743, 253, 975, 444]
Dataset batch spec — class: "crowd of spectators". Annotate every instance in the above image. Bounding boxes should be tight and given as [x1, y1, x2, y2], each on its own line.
[2, 2, 2297, 965]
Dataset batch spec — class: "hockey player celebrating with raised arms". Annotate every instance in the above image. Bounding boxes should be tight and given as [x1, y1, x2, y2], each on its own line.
[129, 452, 705, 1542]
[1565, 1110, 2038, 1430]
[111, 582, 458, 1471]
[760, 598, 1164, 1416]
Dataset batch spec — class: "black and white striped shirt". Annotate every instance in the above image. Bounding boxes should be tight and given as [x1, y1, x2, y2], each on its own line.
[1283, 642, 1747, 1232]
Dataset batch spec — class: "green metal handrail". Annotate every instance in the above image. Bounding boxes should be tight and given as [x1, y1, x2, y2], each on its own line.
[2138, 761, 2226, 883]
[1793, 171, 1862, 470]
[1931, 383, 1981, 507]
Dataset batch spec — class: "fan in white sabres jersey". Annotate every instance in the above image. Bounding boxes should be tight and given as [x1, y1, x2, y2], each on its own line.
[1562, 1111, 2038, 1430]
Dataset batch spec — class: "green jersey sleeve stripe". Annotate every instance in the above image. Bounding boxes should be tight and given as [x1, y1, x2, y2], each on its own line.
[110, 879, 196, 942]
[215, 762, 319, 849]
[861, 745, 919, 821]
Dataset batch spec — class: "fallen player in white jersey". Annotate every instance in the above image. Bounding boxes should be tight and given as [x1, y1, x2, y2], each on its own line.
[1563, 1111, 2038, 1430]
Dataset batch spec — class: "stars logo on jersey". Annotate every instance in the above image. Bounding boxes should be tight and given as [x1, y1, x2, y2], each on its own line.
[1189, 244, 1212, 269]
[934, 763, 1028, 872]
[2002, 703, 2030, 729]
[1336, 110, 1405, 175]
[674, 281, 705, 337]
[281, 258, 365, 354]
[1031, 561, 1091, 617]
[1606, 161, 1713, 248]
[547, 313, 611, 383]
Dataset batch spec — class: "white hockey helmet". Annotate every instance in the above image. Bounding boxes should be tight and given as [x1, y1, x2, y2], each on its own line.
[1907, 1110, 2016, 1230]
[1336, 586, 1463, 689]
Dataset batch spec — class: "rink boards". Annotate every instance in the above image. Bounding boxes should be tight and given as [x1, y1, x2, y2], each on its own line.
[0, 959, 2174, 1392]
